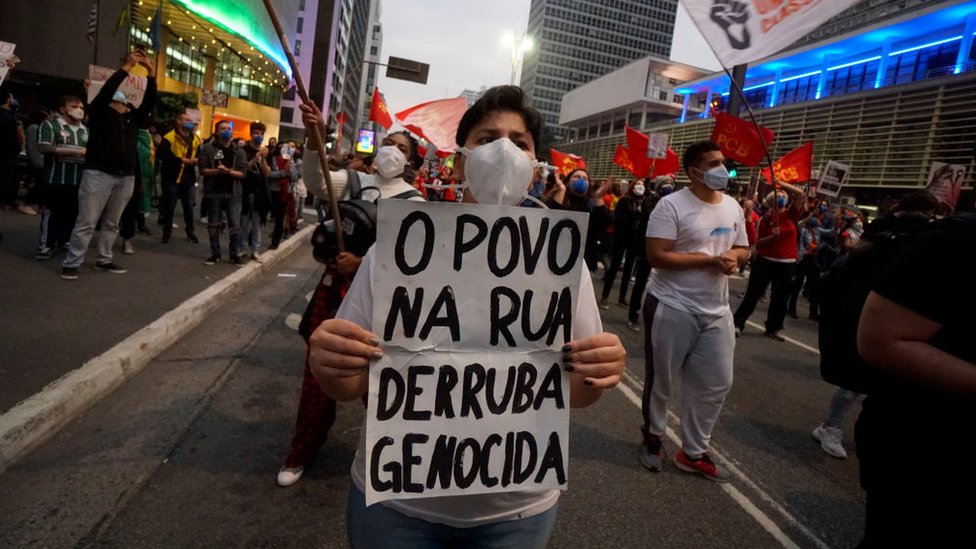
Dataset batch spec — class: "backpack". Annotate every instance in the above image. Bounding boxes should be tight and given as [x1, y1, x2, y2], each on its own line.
[311, 170, 421, 264]
[817, 213, 970, 394]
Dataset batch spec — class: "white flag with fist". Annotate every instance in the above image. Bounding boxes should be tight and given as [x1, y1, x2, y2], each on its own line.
[682, 0, 861, 67]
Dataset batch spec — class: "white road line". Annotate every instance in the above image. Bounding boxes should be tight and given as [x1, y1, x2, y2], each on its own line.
[744, 321, 821, 355]
[616, 370, 830, 549]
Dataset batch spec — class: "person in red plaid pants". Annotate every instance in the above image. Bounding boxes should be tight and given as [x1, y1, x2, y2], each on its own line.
[277, 264, 349, 486]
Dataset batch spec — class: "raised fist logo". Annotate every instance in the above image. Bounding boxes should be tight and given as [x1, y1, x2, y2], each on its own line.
[710, 0, 752, 50]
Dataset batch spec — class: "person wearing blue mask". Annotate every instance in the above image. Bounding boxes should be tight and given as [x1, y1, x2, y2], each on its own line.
[733, 182, 807, 341]
[639, 141, 750, 482]
[60, 49, 157, 280]
[157, 111, 201, 244]
[240, 121, 272, 262]
[198, 119, 247, 266]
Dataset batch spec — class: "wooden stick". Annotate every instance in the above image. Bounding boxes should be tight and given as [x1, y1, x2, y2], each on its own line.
[262, 0, 344, 252]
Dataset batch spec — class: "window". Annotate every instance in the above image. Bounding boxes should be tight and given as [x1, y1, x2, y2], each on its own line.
[294, 40, 302, 56]
[370, 46, 378, 55]
[297, 17, 304, 34]
[280, 107, 294, 124]
[283, 87, 296, 100]
[299, 0, 305, 11]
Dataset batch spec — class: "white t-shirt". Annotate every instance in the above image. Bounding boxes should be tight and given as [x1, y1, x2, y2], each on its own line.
[336, 246, 603, 528]
[302, 150, 422, 202]
[645, 188, 748, 317]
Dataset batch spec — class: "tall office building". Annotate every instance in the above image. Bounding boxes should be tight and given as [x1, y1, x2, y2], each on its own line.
[519, 0, 679, 140]
[356, 1, 383, 135]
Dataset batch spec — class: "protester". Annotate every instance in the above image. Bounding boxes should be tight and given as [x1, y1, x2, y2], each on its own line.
[626, 176, 671, 331]
[21, 108, 49, 216]
[733, 182, 806, 341]
[198, 119, 247, 265]
[35, 96, 87, 260]
[60, 50, 157, 280]
[157, 112, 201, 244]
[240, 121, 272, 263]
[639, 141, 749, 482]
[119, 128, 155, 253]
[600, 178, 642, 309]
[787, 216, 820, 318]
[277, 115, 426, 489]
[267, 142, 299, 250]
[855, 213, 976, 546]
[305, 85, 625, 548]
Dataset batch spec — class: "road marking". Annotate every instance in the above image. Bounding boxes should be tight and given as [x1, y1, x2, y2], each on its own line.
[617, 370, 830, 549]
[744, 321, 821, 355]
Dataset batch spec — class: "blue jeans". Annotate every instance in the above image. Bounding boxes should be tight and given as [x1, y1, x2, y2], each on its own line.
[206, 193, 241, 258]
[346, 484, 557, 549]
[238, 194, 262, 255]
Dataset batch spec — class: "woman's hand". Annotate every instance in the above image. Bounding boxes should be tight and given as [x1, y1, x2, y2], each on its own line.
[564, 332, 626, 407]
[299, 101, 327, 133]
[308, 319, 383, 400]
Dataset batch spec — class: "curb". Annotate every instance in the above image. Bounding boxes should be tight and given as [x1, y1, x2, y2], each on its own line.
[0, 223, 317, 475]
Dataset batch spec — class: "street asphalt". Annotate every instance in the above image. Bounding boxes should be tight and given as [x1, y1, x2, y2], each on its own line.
[0, 244, 865, 548]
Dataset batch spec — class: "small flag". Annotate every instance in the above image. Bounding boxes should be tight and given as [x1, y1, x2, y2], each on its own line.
[550, 148, 586, 176]
[613, 145, 636, 176]
[368, 87, 393, 130]
[760, 142, 814, 184]
[651, 147, 681, 178]
[149, 6, 162, 50]
[710, 112, 775, 167]
[86, 2, 98, 44]
[113, 5, 129, 36]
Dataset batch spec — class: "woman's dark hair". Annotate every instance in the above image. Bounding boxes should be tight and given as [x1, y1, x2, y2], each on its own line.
[389, 130, 423, 168]
[455, 85, 542, 150]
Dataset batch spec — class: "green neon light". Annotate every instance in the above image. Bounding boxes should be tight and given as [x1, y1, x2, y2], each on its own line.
[171, 0, 294, 80]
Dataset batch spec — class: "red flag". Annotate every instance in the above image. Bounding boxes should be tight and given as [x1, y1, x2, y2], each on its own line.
[368, 87, 394, 130]
[710, 112, 775, 166]
[623, 125, 657, 178]
[650, 147, 680, 178]
[336, 111, 348, 125]
[395, 97, 468, 151]
[550, 148, 586, 176]
[613, 145, 638, 177]
[760, 142, 814, 184]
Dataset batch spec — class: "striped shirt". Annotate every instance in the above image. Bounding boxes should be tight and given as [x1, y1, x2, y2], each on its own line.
[38, 116, 88, 186]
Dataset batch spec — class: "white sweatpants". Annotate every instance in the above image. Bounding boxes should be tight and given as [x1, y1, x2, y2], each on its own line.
[646, 301, 735, 457]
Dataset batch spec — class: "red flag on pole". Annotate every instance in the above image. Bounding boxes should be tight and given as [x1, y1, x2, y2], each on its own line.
[395, 97, 468, 151]
[613, 145, 638, 177]
[368, 87, 394, 130]
[710, 112, 775, 166]
[550, 149, 587, 176]
[760, 142, 814, 184]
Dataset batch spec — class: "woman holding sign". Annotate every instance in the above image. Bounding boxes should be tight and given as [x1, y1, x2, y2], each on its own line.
[305, 86, 625, 548]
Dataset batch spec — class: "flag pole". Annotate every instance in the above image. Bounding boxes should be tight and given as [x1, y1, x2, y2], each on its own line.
[262, 0, 345, 252]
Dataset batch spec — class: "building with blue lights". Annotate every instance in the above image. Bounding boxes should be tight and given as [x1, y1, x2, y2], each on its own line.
[557, 0, 976, 204]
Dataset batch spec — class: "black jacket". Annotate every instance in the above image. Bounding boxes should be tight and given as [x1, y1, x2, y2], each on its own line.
[84, 69, 157, 176]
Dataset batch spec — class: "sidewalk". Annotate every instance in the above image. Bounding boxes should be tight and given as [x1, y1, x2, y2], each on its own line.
[0, 206, 315, 470]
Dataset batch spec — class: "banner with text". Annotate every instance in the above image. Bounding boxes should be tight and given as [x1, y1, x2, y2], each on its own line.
[367, 200, 589, 505]
[87, 65, 147, 108]
[682, 0, 861, 67]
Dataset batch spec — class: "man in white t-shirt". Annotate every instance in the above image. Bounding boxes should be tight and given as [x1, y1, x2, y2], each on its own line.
[639, 141, 749, 482]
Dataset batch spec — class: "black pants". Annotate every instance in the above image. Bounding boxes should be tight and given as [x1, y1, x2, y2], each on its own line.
[160, 180, 196, 237]
[120, 185, 147, 240]
[42, 184, 79, 248]
[640, 294, 660, 442]
[787, 255, 818, 314]
[733, 256, 795, 333]
[0, 159, 18, 207]
[601, 231, 639, 302]
[269, 191, 288, 248]
[628, 257, 651, 322]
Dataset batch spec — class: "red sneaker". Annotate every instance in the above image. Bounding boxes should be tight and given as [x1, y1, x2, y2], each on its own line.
[673, 450, 731, 483]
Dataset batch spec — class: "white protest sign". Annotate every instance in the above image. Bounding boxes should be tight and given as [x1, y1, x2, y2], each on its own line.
[926, 161, 966, 209]
[647, 132, 669, 160]
[0, 41, 16, 87]
[201, 89, 229, 108]
[817, 160, 849, 198]
[87, 65, 147, 108]
[682, 0, 860, 67]
[366, 200, 589, 506]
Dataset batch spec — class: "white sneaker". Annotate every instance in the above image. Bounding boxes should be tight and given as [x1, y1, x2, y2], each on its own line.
[122, 240, 135, 255]
[812, 424, 848, 459]
[277, 466, 305, 487]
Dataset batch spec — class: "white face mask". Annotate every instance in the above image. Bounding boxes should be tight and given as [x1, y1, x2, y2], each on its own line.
[66, 107, 84, 121]
[460, 138, 538, 206]
[632, 184, 646, 197]
[375, 145, 406, 179]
